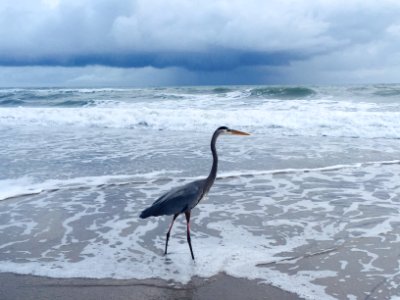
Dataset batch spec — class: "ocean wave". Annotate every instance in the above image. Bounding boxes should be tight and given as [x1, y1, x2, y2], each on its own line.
[3, 85, 400, 109]
[372, 87, 400, 97]
[1, 102, 400, 138]
[52, 100, 95, 107]
[0, 99, 26, 106]
[344, 84, 400, 99]
[212, 87, 234, 93]
[249, 86, 316, 99]
[0, 88, 130, 107]
[2, 85, 400, 139]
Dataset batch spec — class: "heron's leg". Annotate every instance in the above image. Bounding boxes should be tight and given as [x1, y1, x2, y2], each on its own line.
[165, 213, 179, 255]
[185, 211, 195, 260]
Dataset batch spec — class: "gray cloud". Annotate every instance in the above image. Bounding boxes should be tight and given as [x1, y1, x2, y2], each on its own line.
[1, 0, 400, 85]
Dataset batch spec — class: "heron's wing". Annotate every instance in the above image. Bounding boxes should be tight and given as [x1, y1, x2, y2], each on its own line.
[140, 180, 205, 218]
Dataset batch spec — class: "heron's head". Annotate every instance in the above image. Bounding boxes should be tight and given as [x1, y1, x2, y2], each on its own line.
[217, 126, 250, 136]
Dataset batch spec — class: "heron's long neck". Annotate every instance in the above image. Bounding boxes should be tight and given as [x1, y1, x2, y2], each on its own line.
[206, 132, 219, 188]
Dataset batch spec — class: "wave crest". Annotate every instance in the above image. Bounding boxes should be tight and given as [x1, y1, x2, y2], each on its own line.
[250, 87, 316, 99]
[1, 103, 400, 139]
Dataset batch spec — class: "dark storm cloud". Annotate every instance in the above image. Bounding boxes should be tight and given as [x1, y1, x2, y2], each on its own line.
[0, 50, 304, 71]
[0, 0, 332, 71]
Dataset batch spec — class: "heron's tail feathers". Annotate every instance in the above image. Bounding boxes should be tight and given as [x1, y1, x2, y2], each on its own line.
[140, 204, 165, 218]
[139, 207, 152, 219]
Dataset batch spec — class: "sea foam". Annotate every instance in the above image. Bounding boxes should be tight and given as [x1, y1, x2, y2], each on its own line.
[1, 100, 400, 139]
[0, 170, 181, 202]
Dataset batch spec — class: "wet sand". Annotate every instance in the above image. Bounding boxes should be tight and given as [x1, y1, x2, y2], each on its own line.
[0, 272, 303, 300]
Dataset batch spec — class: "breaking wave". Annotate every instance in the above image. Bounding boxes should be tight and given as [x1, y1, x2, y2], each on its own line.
[249, 86, 316, 99]
[1, 102, 400, 139]
[2, 85, 400, 139]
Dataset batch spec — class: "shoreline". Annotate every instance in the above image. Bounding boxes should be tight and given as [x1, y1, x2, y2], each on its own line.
[0, 272, 304, 300]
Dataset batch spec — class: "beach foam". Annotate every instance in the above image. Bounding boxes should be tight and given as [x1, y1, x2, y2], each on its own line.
[2, 160, 399, 202]
[1, 102, 400, 139]
[0, 171, 181, 202]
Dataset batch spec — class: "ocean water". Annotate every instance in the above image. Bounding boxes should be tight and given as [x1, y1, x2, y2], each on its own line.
[1, 85, 400, 299]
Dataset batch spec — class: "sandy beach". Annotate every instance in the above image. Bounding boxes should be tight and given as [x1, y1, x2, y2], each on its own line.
[0, 272, 303, 300]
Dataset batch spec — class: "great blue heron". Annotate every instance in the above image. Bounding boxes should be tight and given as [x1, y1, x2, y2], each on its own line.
[139, 126, 250, 260]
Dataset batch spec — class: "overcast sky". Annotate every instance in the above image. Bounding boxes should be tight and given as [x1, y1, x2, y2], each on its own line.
[1, 0, 400, 87]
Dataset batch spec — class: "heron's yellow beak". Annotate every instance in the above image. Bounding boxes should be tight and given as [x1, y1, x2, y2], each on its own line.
[229, 129, 250, 136]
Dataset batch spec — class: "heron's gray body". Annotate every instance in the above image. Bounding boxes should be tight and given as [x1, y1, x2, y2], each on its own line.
[140, 179, 208, 218]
